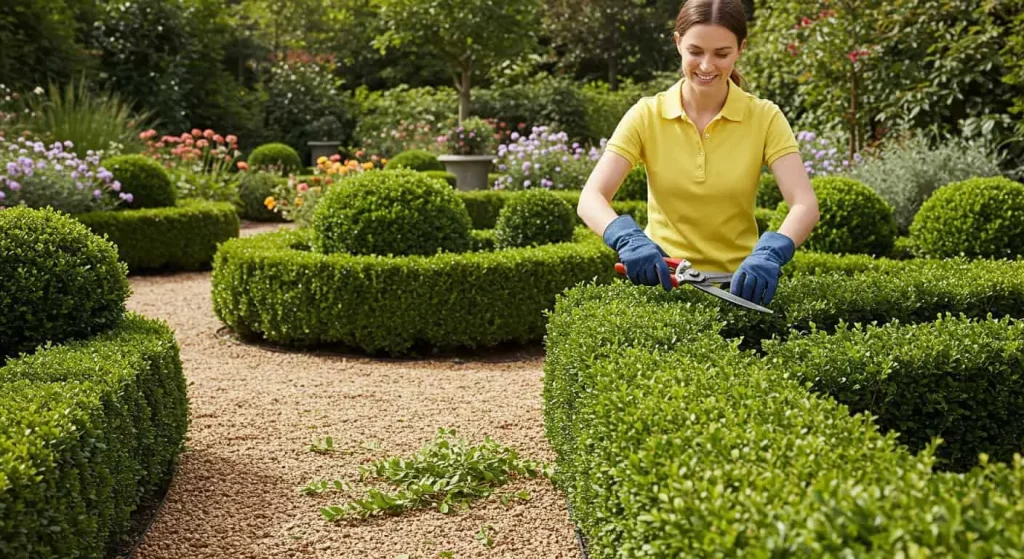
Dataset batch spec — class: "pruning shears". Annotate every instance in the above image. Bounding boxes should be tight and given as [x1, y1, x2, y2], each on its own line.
[615, 257, 773, 314]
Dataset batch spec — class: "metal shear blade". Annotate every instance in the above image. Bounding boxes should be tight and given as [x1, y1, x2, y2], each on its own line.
[674, 262, 774, 314]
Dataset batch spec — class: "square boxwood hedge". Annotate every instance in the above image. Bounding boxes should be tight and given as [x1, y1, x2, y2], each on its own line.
[545, 254, 1024, 557]
[75, 199, 240, 272]
[0, 313, 188, 559]
[211, 226, 618, 355]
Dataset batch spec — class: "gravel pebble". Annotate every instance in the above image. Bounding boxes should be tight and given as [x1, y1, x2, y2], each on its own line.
[127, 232, 579, 559]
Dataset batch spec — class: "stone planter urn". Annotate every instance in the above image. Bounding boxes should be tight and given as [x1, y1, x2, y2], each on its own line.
[437, 154, 495, 191]
[307, 141, 341, 165]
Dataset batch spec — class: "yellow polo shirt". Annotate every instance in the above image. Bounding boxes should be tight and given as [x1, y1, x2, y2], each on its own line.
[605, 79, 799, 273]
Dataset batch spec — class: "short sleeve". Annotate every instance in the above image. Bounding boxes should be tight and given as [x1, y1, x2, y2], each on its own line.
[604, 101, 646, 167]
[763, 105, 800, 166]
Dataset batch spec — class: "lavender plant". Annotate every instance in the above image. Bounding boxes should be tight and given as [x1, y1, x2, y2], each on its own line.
[493, 126, 603, 190]
[796, 130, 863, 177]
[0, 136, 131, 213]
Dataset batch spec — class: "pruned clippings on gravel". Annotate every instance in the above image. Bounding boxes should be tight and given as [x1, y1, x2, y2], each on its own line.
[125, 270, 579, 558]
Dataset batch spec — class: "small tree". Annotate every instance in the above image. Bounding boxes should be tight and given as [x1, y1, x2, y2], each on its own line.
[372, 0, 542, 123]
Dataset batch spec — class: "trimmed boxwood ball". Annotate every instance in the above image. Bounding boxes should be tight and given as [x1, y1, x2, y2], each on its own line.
[239, 172, 285, 221]
[421, 169, 457, 187]
[771, 176, 897, 256]
[384, 149, 444, 172]
[312, 169, 472, 256]
[0, 207, 130, 360]
[495, 188, 575, 249]
[247, 142, 302, 175]
[101, 154, 175, 208]
[910, 176, 1024, 259]
[616, 164, 647, 201]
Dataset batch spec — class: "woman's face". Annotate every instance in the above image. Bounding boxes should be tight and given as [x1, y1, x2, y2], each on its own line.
[675, 24, 745, 89]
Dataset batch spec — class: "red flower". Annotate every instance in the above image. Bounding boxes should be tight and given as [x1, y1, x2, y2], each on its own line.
[787, 43, 799, 56]
[800, 16, 812, 27]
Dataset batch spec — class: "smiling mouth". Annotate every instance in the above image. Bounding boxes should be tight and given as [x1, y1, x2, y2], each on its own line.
[695, 72, 718, 83]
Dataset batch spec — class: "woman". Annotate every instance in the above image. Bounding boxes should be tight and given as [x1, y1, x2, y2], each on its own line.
[578, 0, 819, 306]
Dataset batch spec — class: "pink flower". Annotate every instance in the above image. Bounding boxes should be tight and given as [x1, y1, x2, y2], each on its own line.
[213, 134, 225, 144]
[203, 129, 215, 139]
[225, 134, 237, 145]
[297, 182, 309, 192]
[237, 161, 249, 171]
[196, 139, 209, 148]
[191, 128, 203, 137]
[139, 129, 158, 140]
[329, 154, 341, 162]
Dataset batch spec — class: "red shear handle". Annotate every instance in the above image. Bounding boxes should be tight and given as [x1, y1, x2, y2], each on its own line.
[614, 261, 680, 287]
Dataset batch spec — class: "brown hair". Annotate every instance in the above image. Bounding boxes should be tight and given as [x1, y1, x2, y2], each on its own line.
[674, 0, 748, 87]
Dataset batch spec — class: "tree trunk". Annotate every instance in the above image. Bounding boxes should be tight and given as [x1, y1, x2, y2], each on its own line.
[458, 63, 472, 124]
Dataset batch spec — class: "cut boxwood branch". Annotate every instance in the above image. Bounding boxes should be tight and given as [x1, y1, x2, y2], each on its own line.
[319, 428, 548, 521]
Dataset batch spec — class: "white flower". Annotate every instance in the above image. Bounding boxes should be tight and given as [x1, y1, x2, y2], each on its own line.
[33, 86, 44, 95]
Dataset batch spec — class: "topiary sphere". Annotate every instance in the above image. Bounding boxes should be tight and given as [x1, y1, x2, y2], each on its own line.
[0, 207, 130, 360]
[910, 176, 1024, 259]
[770, 176, 897, 256]
[239, 172, 286, 222]
[757, 172, 783, 209]
[616, 164, 648, 201]
[494, 188, 576, 249]
[102, 154, 175, 208]
[421, 170, 457, 187]
[384, 149, 444, 172]
[247, 143, 302, 175]
[312, 169, 472, 256]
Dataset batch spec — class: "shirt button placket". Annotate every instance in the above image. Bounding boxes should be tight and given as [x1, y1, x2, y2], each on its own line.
[697, 131, 707, 181]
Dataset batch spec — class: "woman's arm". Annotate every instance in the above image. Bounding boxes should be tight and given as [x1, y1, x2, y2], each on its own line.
[770, 152, 820, 246]
[577, 151, 635, 236]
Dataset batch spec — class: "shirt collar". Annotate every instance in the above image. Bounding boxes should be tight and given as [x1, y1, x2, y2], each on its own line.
[660, 78, 747, 122]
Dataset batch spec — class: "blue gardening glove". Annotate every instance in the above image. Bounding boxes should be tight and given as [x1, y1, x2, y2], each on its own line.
[603, 215, 674, 292]
[730, 231, 796, 306]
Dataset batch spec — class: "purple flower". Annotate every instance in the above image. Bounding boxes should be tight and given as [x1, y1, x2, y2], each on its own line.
[93, 189, 102, 198]
[523, 180, 531, 187]
[0, 191, 5, 200]
[111, 181, 121, 192]
[9, 181, 20, 191]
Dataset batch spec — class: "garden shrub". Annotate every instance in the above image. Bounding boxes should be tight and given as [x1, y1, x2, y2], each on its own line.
[0, 207, 129, 361]
[76, 200, 240, 272]
[765, 315, 1024, 472]
[469, 229, 497, 252]
[421, 170, 456, 187]
[756, 171, 782, 209]
[457, 190, 646, 230]
[544, 271, 1024, 557]
[247, 142, 302, 175]
[754, 207, 775, 234]
[615, 164, 647, 201]
[239, 172, 286, 222]
[494, 189, 576, 249]
[910, 176, 1024, 259]
[845, 133, 1003, 232]
[312, 169, 472, 256]
[211, 227, 617, 355]
[101, 154, 175, 209]
[771, 176, 897, 256]
[0, 313, 187, 558]
[384, 149, 444, 172]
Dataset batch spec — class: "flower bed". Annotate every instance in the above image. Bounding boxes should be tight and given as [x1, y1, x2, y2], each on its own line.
[75, 199, 240, 272]
[545, 253, 1024, 556]
[211, 227, 617, 355]
[0, 313, 188, 558]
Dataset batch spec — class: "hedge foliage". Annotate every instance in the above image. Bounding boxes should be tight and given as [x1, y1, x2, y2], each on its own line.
[247, 142, 302, 175]
[101, 154, 175, 209]
[494, 189, 575, 248]
[311, 169, 472, 256]
[615, 164, 647, 201]
[910, 176, 1024, 259]
[384, 149, 443, 172]
[772, 176, 897, 256]
[211, 227, 617, 355]
[545, 254, 1024, 556]
[0, 313, 188, 559]
[456, 189, 647, 230]
[75, 200, 240, 272]
[765, 316, 1024, 472]
[421, 170, 457, 187]
[0, 207, 130, 361]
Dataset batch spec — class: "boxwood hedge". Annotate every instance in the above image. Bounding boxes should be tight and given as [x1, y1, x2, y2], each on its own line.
[545, 256, 1024, 556]
[211, 227, 617, 355]
[457, 189, 647, 230]
[75, 200, 240, 272]
[0, 313, 188, 559]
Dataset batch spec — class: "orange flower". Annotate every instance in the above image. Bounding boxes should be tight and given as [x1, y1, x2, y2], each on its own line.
[264, 196, 276, 209]
[361, 162, 374, 170]
[237, 161, 249, 171]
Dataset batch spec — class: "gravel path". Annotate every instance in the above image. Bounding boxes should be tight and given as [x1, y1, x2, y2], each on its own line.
[127, 223, 579, 559]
